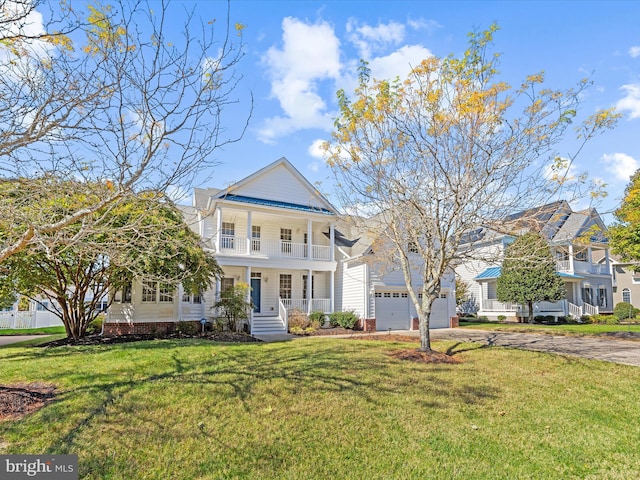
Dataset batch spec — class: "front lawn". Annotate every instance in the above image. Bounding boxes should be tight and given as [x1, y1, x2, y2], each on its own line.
[1, 337, 640, 479]
[0, 326, 66, 336]
[460, 321, 640, 337]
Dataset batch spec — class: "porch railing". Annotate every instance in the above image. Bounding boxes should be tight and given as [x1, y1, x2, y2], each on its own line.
[568, 302, 582, 318]
[279, 299, 288, 333]
[482, 299, 517, 312]
[583, 303, 599, 316]
[280, 298, 331, 314]
[217, 237, 331, 261]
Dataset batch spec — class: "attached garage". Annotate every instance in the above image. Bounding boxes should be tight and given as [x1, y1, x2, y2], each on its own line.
[374, 291, 411, 330]
[374, 290, 452, 330]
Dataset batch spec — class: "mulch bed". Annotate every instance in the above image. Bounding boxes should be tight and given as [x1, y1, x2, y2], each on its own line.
[0, 383, 56, 421]
[39, 332, 261, 347]
[389, 349, 461, 364]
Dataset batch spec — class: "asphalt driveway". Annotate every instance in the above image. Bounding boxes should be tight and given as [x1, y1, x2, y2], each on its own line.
[430, 328, 640, 367]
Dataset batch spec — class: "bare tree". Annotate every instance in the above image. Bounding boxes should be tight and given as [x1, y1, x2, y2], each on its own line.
[325, 26, 618, 352]
[0, 0, 250, 262]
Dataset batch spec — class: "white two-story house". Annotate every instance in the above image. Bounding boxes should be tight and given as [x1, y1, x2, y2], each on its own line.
[104, 158, 457, 335]
[456, 201, 613, 321]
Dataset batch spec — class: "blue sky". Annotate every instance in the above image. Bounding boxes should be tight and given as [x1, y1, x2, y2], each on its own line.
[179, 0, 638, 223]
[26, 1, 640, 221]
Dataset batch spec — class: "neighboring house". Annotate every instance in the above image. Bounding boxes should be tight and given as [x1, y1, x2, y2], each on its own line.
[456, 201, 614, 321]
[105, 157, 455, 335]
[607, 256, 640, 308]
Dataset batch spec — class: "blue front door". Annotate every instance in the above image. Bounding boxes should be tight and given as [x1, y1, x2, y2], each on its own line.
[251, 278, 261, 313]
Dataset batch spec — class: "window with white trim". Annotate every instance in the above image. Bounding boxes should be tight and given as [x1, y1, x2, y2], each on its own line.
[281, 228, 292, 254]
[279, 274, 292, 299]
[623, 288, 631, 304]
[159, 284, 174, 303]
[221, 222, 235, 249]
[251, 225, 261, 252]
[221, 277, 234, 293]
[142, 281, 157, 303]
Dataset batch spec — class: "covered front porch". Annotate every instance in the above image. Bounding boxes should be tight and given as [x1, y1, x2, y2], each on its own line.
[215, 266, 334, 334]
[474, 268, 599, 321]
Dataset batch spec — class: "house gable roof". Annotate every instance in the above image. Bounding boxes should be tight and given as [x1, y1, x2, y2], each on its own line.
[211, 157, 336, 215]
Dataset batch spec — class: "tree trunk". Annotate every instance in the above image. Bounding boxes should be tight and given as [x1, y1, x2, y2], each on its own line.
[528, 300, 534, 324]
[418, 312, 431, 352]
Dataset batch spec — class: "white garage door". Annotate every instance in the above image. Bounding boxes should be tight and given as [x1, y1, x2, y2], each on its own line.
[429, 295, 450, 329]
[375, 292, 410, 330]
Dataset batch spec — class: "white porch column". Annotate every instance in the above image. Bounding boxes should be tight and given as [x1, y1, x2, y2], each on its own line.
[306, 269, 312, 313]
[246, 211, 252, 255]
[568, 244, 575, 273]
[329, 223, 335, 262]
[307, 219, 313, 258]
[329, 271, 335, 313]
[215, 207, 222, 253]
[604, 247, 610, 274]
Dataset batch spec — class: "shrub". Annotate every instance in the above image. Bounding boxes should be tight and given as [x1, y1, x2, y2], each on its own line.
[556, 316, 568, 324]
[308, 311, 326, 329]
[497, 315, 506, 322]
[287, 309, 309, 331]
[329, 310, 359, 329]
[580, 315, 593, 324]
[589, 314, 619, 325]
[477, 316, 489, 322]
[176, 320, 197, 336]
[86, 314, 104, 335]
[613, 302, 640, 321]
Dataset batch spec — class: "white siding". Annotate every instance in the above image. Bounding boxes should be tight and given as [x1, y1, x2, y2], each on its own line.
[233, 164, 328, 209]
[340, 262, 367, 318]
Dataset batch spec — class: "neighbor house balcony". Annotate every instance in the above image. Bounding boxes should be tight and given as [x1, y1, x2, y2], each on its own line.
[555, 260, 609, 275]
[217, 236, 331, 261]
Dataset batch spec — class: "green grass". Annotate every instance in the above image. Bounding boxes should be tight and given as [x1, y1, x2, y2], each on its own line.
[460, 321, 640, 336]
[2, 337, 640, 479]
[0, 326, 66, 336]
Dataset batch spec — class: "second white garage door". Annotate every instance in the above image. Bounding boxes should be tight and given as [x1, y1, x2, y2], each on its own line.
[375, 292, 410, 330]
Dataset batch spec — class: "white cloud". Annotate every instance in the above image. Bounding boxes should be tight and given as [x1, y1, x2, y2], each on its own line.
[307, 139, 326, 160]
[629, 46, 640, 58]
[368, 44, 433, 82]
[346, 19, 405, 59]
[601, 152, 639, 182]
[258, 17, 342, 143]
[407, 18, 442, 33]
[616, 83, 640, 119]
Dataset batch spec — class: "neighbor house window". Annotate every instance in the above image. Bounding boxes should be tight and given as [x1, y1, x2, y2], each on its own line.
[36, 301, 49, 311]
[597, 286, 607, 308]
[182, 292, 203, 304]
[142, 281, 157, 303]
[582, 285, 593, 305]
[623, 288, 631, 304]
[221, 222, 235, 249]
[575, 248, 588, 262]
[279, 274, 292, 299]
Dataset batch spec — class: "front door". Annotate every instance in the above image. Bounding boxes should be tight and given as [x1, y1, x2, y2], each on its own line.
[251, 277, 261, 313]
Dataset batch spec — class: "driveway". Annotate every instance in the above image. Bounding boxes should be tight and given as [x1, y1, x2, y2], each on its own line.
[430, 328, 640, 367]
[0, 336, 44, 347]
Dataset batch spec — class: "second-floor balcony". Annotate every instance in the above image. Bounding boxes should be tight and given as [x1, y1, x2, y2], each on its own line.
[218, 236, 332, 261]
[556, 259, 608, 275]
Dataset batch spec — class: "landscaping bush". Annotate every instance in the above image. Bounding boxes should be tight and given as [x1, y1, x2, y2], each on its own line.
[308, 311, 326, 329]
[580, 315, 593, 324]
[589, 314, 619, 325]
[176, 320, 197, 336]
[287, 309, 308, 330]
[86, 314, 104, 335]
[614, 302, 640, 321]
[329, 310, 359, 329]
[497, 315, 506, 322]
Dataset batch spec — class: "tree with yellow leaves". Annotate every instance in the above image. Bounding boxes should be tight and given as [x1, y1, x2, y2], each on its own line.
[0, 0, 250, 262]
[325, 25, 618, 353]
[610, 169, 640, 262]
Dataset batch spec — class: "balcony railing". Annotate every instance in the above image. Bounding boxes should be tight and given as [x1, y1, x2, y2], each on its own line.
[556, 260, 609, 275]
[218, 237, 331, 260]
[280, 298, 331, 314]
[482, 299, 517, 312]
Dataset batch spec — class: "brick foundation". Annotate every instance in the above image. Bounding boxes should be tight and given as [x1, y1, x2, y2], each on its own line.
[357, 318, 376, 332]
[412, 316, 460, 329]
[102, 321, 201, 336]
[450, 316, 459, 328]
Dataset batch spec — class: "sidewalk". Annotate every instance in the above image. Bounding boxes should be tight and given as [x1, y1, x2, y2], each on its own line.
[0, 335, 45, 347]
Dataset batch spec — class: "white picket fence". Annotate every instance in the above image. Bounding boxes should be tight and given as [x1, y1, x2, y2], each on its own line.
[0, 311, 37, 329]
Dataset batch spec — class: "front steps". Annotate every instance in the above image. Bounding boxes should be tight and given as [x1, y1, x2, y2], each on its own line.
[251, 316, 286, 334]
